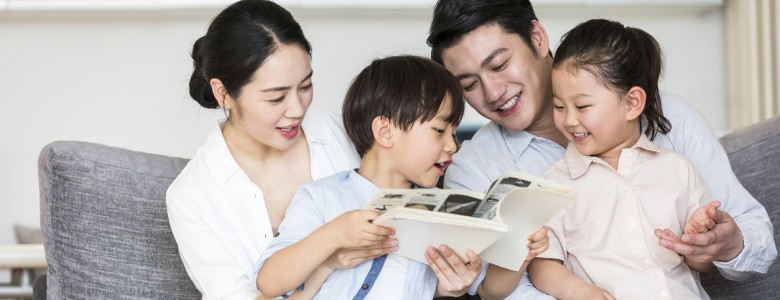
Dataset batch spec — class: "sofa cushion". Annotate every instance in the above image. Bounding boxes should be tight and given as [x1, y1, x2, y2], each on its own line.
[38, 141, 199, 299]
[700, 115, 780, 298]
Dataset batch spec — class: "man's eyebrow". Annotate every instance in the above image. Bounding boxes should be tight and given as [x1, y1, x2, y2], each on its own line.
[455, 48, 508, 81]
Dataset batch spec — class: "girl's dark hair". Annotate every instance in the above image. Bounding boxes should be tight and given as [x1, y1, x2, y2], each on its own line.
[427, 0, 538, 64]
[342, 55, 465, 157]
[553, 19, 671, 140]
[189, 0, 311, 108]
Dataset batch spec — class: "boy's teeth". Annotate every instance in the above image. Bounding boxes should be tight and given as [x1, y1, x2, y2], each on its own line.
[499, 96, 518, 111]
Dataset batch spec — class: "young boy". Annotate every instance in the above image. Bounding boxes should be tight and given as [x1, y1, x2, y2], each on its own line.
[255, 55, 549, 299]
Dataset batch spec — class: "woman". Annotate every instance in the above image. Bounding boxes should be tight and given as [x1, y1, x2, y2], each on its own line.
[166, 0, 359, 299]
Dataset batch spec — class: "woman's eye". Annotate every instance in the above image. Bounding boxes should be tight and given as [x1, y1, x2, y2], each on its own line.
[269, 97, 284, 103]
[300, 84, 313, 92]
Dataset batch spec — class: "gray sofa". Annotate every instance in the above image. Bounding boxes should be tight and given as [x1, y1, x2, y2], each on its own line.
[36, 116, 779, 299]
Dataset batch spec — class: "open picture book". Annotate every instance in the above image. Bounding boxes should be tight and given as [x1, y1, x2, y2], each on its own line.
[367, 171, 572, 271]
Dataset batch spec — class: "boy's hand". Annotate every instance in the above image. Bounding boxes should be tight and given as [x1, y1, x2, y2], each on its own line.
[526, 227, 549, 260]
[324, 239, 398, 270]
[426, 245, 482, 297]
[684, 201, 721, 234]
[324, 210, 395, 249]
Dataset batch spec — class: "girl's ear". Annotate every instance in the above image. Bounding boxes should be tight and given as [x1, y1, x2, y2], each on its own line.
[210, 78, 233, 109]
[371, 116, 394, 148]
[625, 87, 646, 121]
[530, 20, 551, 59]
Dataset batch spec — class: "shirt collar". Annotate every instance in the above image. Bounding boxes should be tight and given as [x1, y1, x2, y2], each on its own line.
[203, 121, 241, 187]
[564, 134, 661, 179]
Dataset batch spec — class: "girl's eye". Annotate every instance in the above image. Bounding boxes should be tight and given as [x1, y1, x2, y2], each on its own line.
[553, 105, 564, 111]
[576, 105, 590, 110]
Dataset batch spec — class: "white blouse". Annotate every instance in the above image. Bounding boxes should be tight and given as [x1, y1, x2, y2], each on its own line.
[166, 110, 360, 300]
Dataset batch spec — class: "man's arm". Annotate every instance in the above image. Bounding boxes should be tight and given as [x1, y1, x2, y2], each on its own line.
[658, 92, 776, 278]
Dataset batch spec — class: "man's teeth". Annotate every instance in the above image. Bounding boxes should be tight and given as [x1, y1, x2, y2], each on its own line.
[499, 96, 518, 111]
[573, 132, 588, 138]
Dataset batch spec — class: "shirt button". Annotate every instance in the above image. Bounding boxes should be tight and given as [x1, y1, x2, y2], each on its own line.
[362, 284, 369, 290]
[660, 289, 669, 297]
[644, 258, 652, 264]
[630, 221, 638, 228]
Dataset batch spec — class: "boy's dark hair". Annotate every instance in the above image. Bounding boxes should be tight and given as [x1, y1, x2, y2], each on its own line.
[553, 19, 671, 140]
[427, 0, 539, 64]
[189, 0, 311, 109]
[342, 55, 465, 157]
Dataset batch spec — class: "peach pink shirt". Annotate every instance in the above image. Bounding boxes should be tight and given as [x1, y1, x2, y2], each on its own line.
[541, 135, 711, 299]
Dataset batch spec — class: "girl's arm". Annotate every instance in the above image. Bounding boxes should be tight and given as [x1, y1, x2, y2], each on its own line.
[478, 226, 549, 299]
[528, 258, 614, 300]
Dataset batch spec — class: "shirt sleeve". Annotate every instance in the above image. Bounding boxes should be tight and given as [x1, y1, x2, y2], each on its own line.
[661, 92, 777, 278]
[167, 191, 260, 300]
[254, 185, 326, 290]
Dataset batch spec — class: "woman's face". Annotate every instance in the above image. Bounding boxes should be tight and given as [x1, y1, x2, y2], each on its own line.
[227, 43, 313, 152]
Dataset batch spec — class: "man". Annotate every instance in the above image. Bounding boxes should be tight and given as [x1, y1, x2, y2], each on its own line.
[427, 0, 776, 298]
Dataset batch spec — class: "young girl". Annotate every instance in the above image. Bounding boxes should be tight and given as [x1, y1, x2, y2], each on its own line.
[527, 19, 719, 299]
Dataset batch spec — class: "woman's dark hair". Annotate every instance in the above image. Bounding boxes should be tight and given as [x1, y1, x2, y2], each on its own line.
[189, 0, 311, 108]
[553, 19, 671, 140]
[427, 0, 539, 64]
[342, 55, 465, 157]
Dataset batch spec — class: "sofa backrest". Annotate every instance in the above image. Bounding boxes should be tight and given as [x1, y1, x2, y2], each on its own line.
[38, 141, 200, 299]
[701, 115, 780, 298]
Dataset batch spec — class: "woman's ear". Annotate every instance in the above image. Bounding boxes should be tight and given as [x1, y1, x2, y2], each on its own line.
[209, 78, 232, 109]
[625, 87, 646, 121]
[371, 116, 394, 148]
[530, 20, 551, 59]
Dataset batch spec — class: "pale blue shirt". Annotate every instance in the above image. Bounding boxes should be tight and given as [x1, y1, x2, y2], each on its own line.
[444, 92, 777, 299]
[256, 170, 445, 299]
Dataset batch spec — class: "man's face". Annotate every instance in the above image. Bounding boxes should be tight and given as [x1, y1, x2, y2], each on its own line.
[440, 23, 553, 131]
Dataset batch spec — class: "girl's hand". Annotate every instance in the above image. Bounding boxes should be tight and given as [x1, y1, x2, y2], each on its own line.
[526, 227, 549, 260]
[684, 201, 721, 234]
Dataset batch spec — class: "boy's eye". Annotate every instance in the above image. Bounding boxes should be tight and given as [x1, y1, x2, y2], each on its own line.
[434, 128, 446, 135]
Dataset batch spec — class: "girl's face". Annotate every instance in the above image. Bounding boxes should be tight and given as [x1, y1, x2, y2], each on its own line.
[551, 67, 640, 164]
[391, 97, 458, 188]
[227, 43, 313, 152]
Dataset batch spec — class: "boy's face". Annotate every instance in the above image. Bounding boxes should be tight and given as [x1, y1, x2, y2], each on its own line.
[440, 23, 553, 132]
[390, 98, 458, 188]
[551, 67, 638, 163]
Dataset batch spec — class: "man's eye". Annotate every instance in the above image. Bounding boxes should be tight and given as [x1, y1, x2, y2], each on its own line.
[464, 82, 477, 92]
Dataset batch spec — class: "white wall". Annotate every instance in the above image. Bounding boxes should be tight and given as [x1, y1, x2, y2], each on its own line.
[0, 4, 726, 245]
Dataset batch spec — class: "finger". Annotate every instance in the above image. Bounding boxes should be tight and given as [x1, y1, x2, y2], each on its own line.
[528, 227, 548, 242]
[681, 230, 717, 246]
[604, 290, 616, 300]
[425, 246, 455, 285]
[464, 250, 483, 273]
[439, 245, 470, 276]
[528, 235, 548, 250]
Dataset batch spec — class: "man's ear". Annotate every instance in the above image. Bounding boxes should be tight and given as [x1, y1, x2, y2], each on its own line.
[209, 78, 232, 109]
[625, 87, 646, 121]
[371, 116, 394, 148]
[530, 20, 551, 59]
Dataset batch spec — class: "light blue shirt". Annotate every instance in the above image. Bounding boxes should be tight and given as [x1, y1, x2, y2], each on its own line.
[256, 170, 440, 299]
[445, 92, 777, 299]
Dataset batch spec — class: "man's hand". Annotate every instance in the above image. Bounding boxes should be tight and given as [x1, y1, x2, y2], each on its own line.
[655, 204, 744, 263]
[426, 245, 482, 297]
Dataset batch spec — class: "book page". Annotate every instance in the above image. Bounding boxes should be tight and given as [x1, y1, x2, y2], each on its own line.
[480, 188, 572, 271]
[473, 172, 571, 219]
[368, 189, 484, 216]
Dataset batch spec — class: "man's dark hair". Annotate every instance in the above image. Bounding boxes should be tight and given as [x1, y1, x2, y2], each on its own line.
[427, 0, 539, 64]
